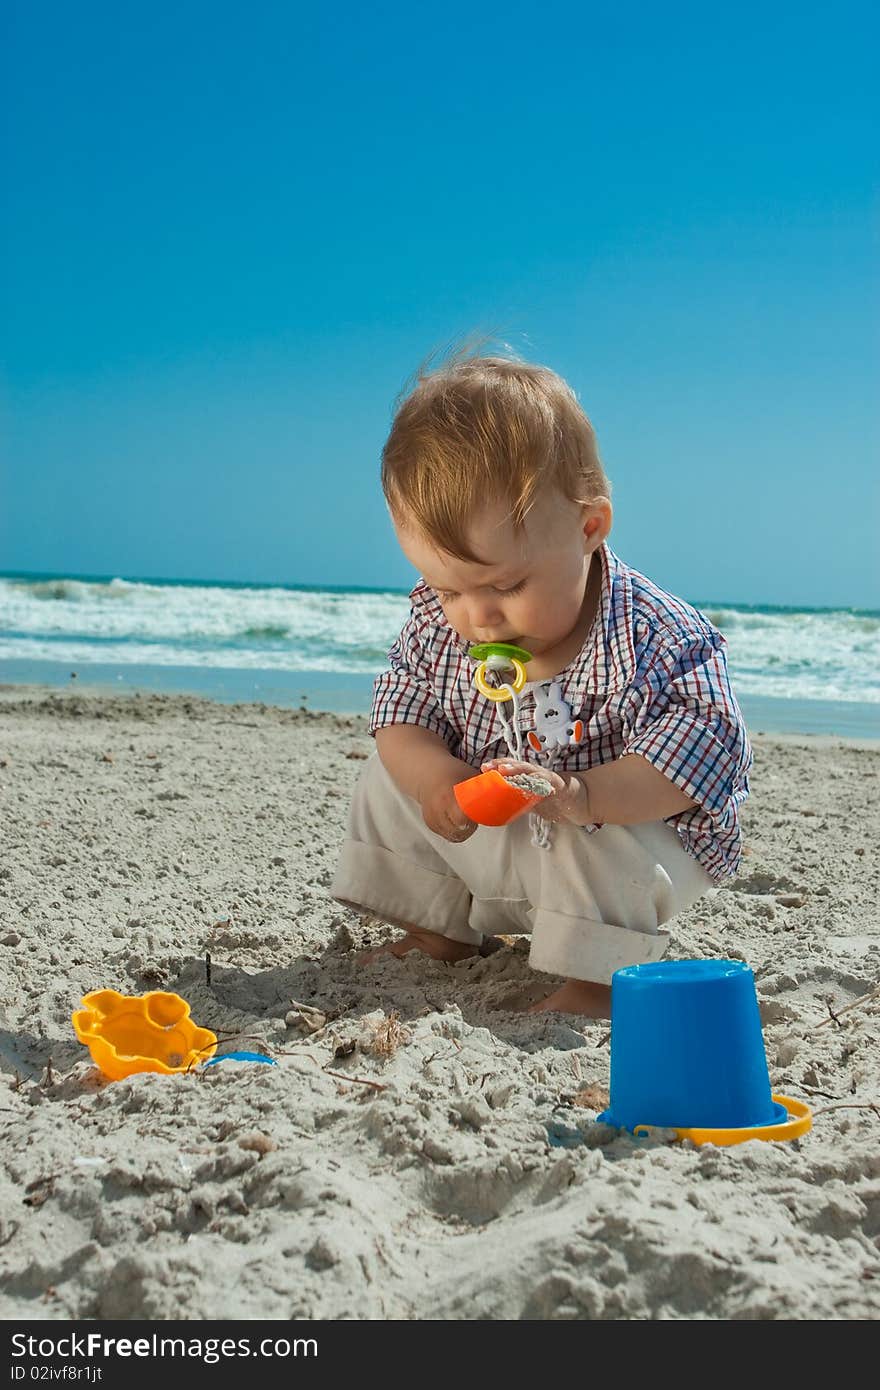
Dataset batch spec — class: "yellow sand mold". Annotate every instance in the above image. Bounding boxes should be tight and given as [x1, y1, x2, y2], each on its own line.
[72, 989, 217, 1081]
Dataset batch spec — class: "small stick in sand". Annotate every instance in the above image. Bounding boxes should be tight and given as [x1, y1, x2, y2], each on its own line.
[812, 1102, 880, 1119]
[319, 1062, 386, 1091]
[205, 1031, 268, 1047]
[806, 983, 880, 1034]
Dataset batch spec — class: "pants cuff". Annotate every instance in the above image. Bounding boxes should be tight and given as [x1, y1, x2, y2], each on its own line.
[330, 839, 483, 947]
[528, 908, 669, 984]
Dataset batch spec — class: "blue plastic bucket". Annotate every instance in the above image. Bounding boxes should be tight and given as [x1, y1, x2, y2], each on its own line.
[598, 959, 785, 1132]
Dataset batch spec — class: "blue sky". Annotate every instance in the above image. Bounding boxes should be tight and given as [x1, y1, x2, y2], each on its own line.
[2, 1, 877, 609]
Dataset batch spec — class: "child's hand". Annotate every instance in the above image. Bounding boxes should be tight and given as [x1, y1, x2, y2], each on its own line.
[480, 759, 586, 823]
[419, 770, 480, 843]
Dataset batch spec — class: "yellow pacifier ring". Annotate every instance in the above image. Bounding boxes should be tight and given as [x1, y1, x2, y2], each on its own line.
[468, 642, 533, 702]
[474, 658, 527, 700]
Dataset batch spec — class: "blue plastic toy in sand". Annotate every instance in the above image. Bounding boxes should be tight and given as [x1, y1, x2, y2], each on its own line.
[598, 959, 811, 1146]
[203, 1051, 276, 1067]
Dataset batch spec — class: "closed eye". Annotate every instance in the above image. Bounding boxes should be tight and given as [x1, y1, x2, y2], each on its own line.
[434, 579, 527, 602]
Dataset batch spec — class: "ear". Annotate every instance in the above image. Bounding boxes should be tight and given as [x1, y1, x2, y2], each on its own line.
[581, 498, 612, 553]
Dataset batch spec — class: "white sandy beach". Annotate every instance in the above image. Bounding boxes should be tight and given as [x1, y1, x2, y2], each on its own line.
[0, 686, 878, 1320]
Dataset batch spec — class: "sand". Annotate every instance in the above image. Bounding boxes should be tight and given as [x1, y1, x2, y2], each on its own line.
[0, 686, 878, 1321]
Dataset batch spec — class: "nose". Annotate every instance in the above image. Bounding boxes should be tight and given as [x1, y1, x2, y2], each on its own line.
[467, 595, 505, 632]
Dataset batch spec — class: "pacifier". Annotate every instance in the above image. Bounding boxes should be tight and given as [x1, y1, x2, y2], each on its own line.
[467, 642, 533, 701]
[456, 642, 548, 826]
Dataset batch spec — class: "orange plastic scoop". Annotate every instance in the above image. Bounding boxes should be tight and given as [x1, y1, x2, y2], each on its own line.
[72, 989, 217, 1081]
[454, 768, 553, 826]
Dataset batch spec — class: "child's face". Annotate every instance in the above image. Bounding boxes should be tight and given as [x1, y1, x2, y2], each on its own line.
[394, 486, 612, 657]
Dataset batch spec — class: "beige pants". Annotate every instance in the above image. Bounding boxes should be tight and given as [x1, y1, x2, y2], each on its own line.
[331, 752, 715, 984]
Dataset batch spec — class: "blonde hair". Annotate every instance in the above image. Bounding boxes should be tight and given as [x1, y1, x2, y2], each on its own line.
[381, 336, 611, 562]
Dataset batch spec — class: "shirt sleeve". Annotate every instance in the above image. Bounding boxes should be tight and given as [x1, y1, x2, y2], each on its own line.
[369, 609, 459, 753]
[621, 628, 753, 876]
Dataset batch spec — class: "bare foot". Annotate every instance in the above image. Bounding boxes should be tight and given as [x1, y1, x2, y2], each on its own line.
[527, 979, 611, 1017]
[358, 926, 479, 966]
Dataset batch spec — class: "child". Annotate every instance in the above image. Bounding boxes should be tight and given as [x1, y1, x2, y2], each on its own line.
[331, 349, 752, 1017]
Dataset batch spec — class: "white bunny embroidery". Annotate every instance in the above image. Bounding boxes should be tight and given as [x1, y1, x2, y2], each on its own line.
[526, 679, 584, 754]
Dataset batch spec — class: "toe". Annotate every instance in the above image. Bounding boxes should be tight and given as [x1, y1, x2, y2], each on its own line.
[357, 944, 388, 965]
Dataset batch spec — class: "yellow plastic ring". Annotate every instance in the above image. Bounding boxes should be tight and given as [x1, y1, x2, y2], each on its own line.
[473, 658, 527, 701]
[633, 1094, 812, 1148]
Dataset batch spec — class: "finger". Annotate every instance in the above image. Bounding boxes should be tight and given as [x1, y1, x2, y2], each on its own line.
[448, 822, 474, 841]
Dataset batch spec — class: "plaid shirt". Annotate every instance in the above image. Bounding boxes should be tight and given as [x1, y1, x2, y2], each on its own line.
[370, 543, 752, 882]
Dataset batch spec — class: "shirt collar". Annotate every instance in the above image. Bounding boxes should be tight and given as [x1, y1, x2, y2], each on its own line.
[564, 542, 636, 705]
[409, 540, 636, 704]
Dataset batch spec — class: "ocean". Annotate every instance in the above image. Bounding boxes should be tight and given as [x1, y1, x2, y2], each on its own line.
[1, 571, 878, 740]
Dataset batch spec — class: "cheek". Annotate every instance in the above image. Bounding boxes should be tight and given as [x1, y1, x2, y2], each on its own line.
[511, 594, 553, 634]
[518, 581, 565, 616]
[516, 577, 581, 629]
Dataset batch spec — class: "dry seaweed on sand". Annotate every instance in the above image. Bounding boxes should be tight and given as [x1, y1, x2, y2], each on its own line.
[361, 1011, 412, 1057]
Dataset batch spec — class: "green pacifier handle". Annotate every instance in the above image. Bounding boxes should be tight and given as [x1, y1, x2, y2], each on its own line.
[467, 642, 533, 664]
